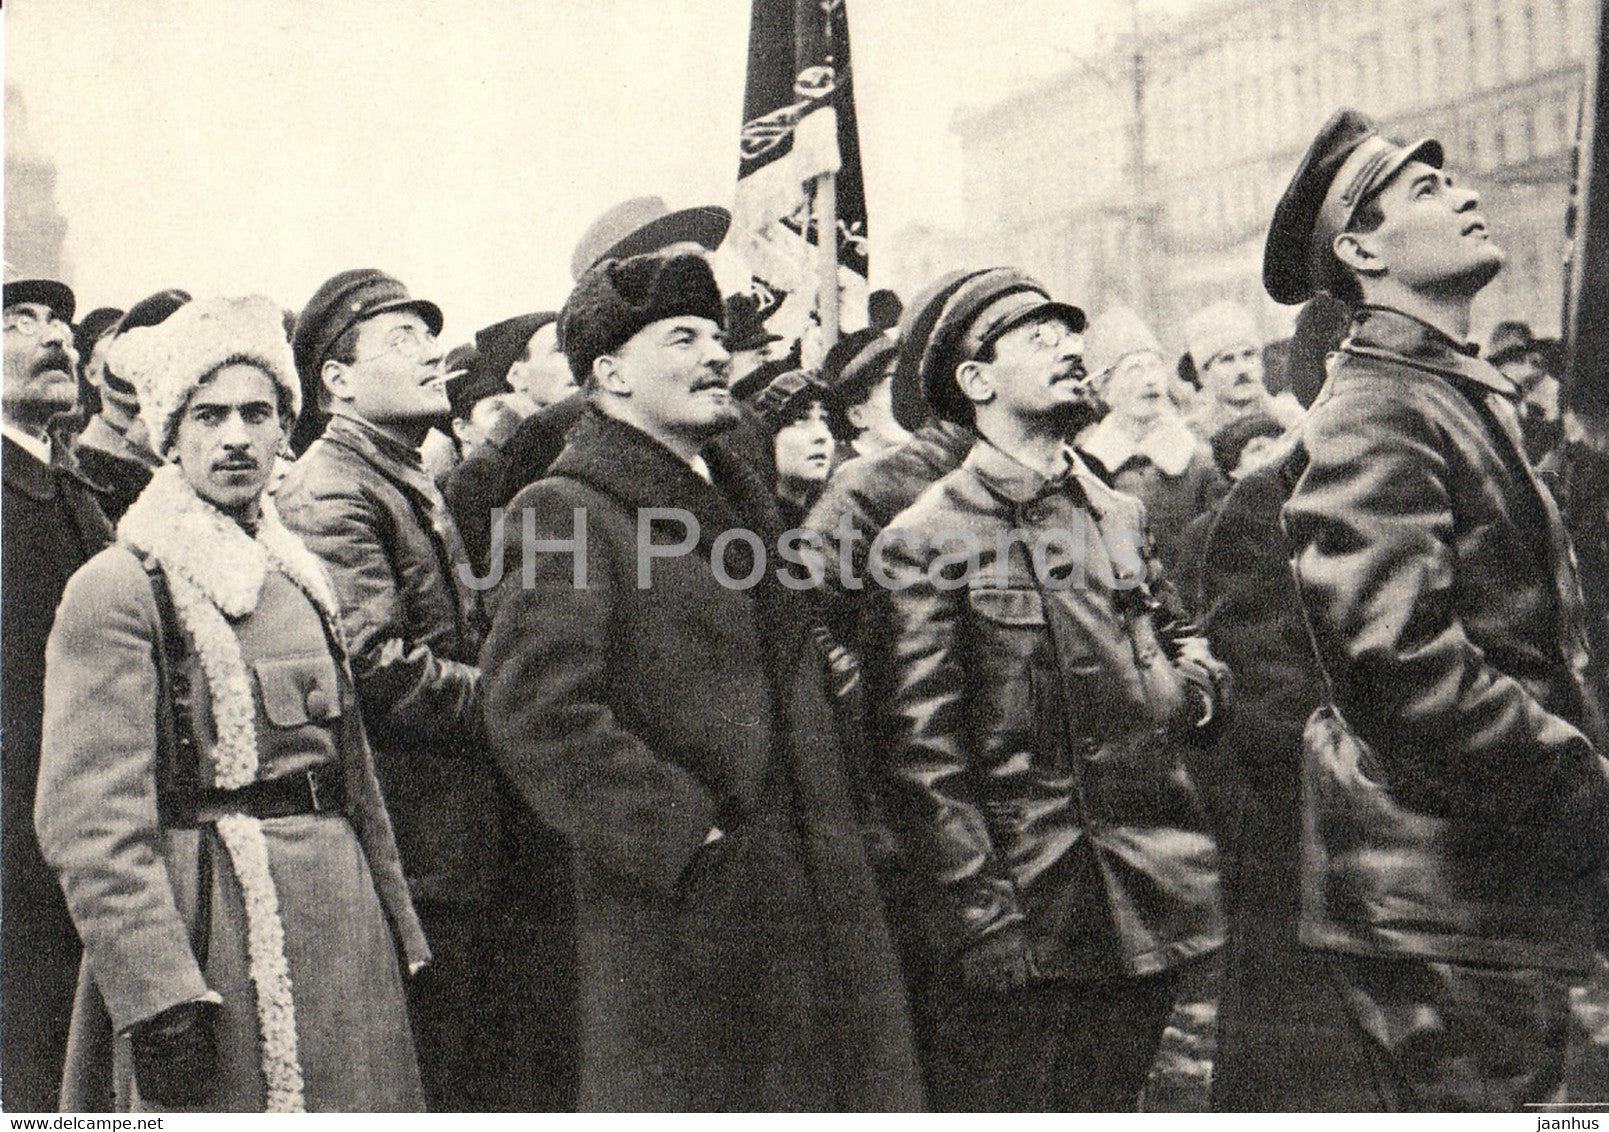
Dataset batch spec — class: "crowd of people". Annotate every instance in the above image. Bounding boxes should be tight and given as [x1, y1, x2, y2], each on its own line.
[2, 107, 1607, 1114]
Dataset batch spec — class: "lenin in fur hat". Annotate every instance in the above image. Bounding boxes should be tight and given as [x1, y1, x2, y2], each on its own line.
[480, 246, 926, 1111]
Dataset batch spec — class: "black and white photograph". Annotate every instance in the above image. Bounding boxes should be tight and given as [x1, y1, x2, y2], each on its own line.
[2, 0, 1608, 1116]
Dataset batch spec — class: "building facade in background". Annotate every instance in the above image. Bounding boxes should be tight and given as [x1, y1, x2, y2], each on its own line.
[5, 86, 69, 282]
[936, 0, 1592, 350]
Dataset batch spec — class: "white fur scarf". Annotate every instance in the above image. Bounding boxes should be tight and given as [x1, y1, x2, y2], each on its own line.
[119, 465, 341, 1113]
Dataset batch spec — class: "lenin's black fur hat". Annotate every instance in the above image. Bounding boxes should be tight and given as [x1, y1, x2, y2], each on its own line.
[559, 250, 726, 381]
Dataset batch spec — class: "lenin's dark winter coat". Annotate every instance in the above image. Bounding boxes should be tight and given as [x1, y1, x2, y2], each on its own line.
[480, 409, 924, 1112]
[1, 436, 111, 1111]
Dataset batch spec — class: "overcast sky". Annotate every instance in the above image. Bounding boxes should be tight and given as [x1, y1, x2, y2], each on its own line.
[5, 0, 1207, 339]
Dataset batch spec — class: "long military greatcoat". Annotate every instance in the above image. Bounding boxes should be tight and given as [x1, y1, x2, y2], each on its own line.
[37, 467, 428, 1112]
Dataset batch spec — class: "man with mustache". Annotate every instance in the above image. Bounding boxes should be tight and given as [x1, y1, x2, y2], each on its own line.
[275, 270, 528, 1110]
[37, 295, 427, 1112]
[480, 247, 924, 1111]
[1268, 109, 1609, 1110]
[1, 279, 112, 1111]
[1182, 300, 1302, 444]
[1078, 306, 1228, 581]
[874, 268, 1228, 1111]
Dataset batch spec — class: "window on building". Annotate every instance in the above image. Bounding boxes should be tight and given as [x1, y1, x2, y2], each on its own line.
[1516, 0, 1536, 74]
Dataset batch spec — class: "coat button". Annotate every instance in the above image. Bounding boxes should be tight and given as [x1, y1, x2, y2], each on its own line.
[305, 688, 332, 719]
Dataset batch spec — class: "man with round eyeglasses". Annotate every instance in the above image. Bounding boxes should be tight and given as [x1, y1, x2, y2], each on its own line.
[2, 278, 113, 1110]
[276, 270, 533, 1110]
[875, 267, 1227, 1111]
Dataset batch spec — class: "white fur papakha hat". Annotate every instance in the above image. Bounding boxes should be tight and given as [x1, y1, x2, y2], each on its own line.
[105, 294, 300, 457]
[1185, 300, 1262, 369]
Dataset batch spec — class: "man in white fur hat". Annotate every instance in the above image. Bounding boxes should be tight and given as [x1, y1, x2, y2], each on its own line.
[1182, 300, 1302, 443]
[1079, 306, 1227, 578]
[37, 296, 428, 1112]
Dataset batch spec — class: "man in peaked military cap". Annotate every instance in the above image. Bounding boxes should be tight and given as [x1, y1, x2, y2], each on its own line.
[275, 269, 542, 1110]
[874, 267, 1228, 1111]
[1266, 109, 1609, 1110]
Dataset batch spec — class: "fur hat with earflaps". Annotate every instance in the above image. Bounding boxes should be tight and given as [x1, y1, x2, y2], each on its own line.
[105, 295, 301, 458]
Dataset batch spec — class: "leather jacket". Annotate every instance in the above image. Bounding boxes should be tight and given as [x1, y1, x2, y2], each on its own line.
[878, 438, 1224, 979]
[1284, 307, 1609, 973]
[275, 414, 502, 904]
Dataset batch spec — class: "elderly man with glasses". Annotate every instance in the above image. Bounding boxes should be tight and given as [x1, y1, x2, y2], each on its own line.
[275, 270, 537, 1111]
[2, 279, 113, 1111]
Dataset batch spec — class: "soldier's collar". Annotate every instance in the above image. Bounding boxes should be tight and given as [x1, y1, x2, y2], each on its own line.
[966, 434, 1099, 508]
[119, 463, 337, 621]
[1344, 306, 1516, 398]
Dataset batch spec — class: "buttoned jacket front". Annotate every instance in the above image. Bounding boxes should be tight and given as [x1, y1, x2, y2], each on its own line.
[275, 414, 501, 903]
[878, 439, 1224, 979]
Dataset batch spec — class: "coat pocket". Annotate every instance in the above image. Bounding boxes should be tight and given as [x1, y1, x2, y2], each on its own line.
[253, 654, 343, 728]
[966, 588, 1060, 764]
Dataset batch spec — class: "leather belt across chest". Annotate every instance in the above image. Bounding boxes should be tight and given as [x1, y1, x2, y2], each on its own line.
[183, 763, 348, 826]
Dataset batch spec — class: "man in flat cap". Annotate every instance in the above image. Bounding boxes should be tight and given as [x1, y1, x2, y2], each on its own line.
[72, 292, 190, 524]
[480, 247, 924, 1111]
[874, 267, 1227, 1111]
[274, 269, 527, 1110]
[442, 312, 573, 575]
[1, 279, 112, 1110]
[820, 329, 910, 463]
[1266, 109, 1609, 1110]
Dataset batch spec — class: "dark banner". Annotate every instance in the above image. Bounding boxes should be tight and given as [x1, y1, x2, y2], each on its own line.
[733, 0, 869, 343]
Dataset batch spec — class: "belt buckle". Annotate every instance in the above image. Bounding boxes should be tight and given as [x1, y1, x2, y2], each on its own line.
[306, 767, 327, 812]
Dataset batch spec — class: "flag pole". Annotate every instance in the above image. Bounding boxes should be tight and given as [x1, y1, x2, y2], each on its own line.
[815, 170, 840, 349]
